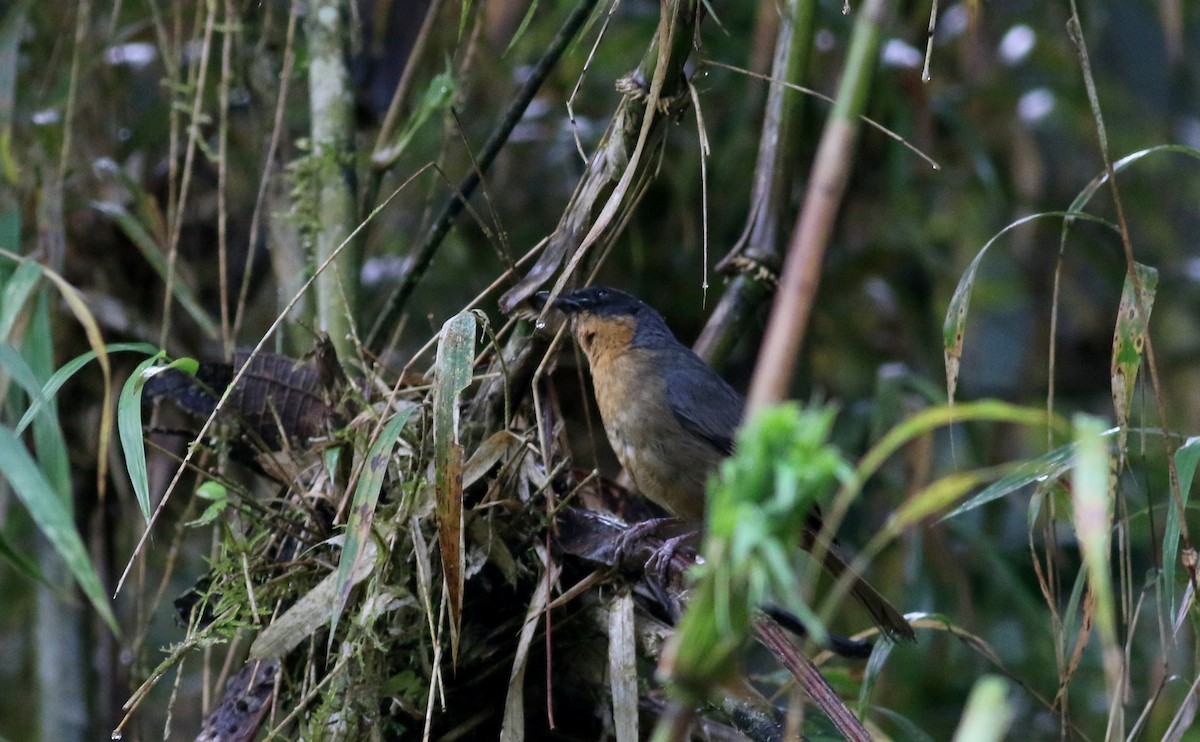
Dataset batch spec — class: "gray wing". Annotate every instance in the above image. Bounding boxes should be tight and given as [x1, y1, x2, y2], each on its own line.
[662, 350, 744, 456]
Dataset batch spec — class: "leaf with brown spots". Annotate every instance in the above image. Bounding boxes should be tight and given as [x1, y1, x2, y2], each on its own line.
[432, 311, 477, 664]
[1110, 262, 1157, 456]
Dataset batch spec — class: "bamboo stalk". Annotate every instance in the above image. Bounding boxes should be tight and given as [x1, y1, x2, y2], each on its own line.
[745, 0, 889, 412]
[693, 0, 815, 367]
[307, 0, 360, 361]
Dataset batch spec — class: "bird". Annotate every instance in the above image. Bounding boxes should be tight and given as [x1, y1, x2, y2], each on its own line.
[532, 285, 915, 643]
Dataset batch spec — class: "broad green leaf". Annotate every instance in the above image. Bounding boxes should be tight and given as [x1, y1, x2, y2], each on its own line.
[1166, 437, 1200, 618]
[1110, 262, 1157, 455]
[330, 405, 416, 635]
[0, 424, 119, 634]
[432, 311, 476, 663]
[185, 480, 229, 528]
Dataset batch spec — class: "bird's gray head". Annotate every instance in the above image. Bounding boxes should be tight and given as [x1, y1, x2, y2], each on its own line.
[531, 286, 677, 361]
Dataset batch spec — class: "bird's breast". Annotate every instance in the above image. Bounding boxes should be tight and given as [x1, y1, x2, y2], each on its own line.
[589, 350, 716, 523]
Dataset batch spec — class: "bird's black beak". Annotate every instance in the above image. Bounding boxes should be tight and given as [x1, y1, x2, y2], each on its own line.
[532, 290, 587, 313]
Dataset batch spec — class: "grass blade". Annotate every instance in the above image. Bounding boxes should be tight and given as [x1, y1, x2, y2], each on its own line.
[117, 354, 196, 523]
[91, 201, 218, 339]
[1165, 437, 1200, 619]
[1070, 413, 1121, 717]
[0, 424, 118, 634]
[331, 407, 416, 635]
[15, 342, 159, 435]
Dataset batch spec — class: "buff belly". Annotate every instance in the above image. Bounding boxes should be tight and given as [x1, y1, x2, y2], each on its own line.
[590, 351, 717, 523]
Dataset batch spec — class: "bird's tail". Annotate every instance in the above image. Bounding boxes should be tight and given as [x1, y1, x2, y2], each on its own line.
[817, 543, 916, 643]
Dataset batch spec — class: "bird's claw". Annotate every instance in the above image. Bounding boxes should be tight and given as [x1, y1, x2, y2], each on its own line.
[611, 517, 700, 582]
[611, 516, 680, 571]
[644, 533, 697, 580]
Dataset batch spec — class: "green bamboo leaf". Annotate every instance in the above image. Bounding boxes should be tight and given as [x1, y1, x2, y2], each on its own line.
[1110, 262, 1157, 453]
[0, 327, 69, 503]
[118, 354, 197, 523]
[888, 471, 989, 534]
[504, 0, 541, 54]
[91, 201, 218, 339]
[0, 258, 40, 341]
[1070, 414, 1121, 700]
[1058, 561, 1089, 659]
[0, 424, 119, 634]
[942, 440, 1078, 521]
[371, 70, 457, 168]
[856, 631, 895, 714]
[432, 311, 476, 663]
[11, 257, 119, 499]
[1065, 145, 1200, 215]
[118, 354, 163, 522]
[951, 676, 1014, 742]
[942, 211, 1115, 404]
[16, 342, 159, 435]
[1165, 437, 1200, 618]
[0, 342, 49, 412]
[852, 400, 1059, 493]
[330, 406, 415, 636]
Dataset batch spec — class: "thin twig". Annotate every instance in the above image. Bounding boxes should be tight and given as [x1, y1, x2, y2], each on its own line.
[366, 0, 602, 353]
[233, 0, 300, 345]
[753, 619, 870, 742]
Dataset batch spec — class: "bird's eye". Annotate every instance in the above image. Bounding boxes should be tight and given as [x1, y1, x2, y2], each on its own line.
[596, 289, 608, 299]
[583, 330, 596, 347]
